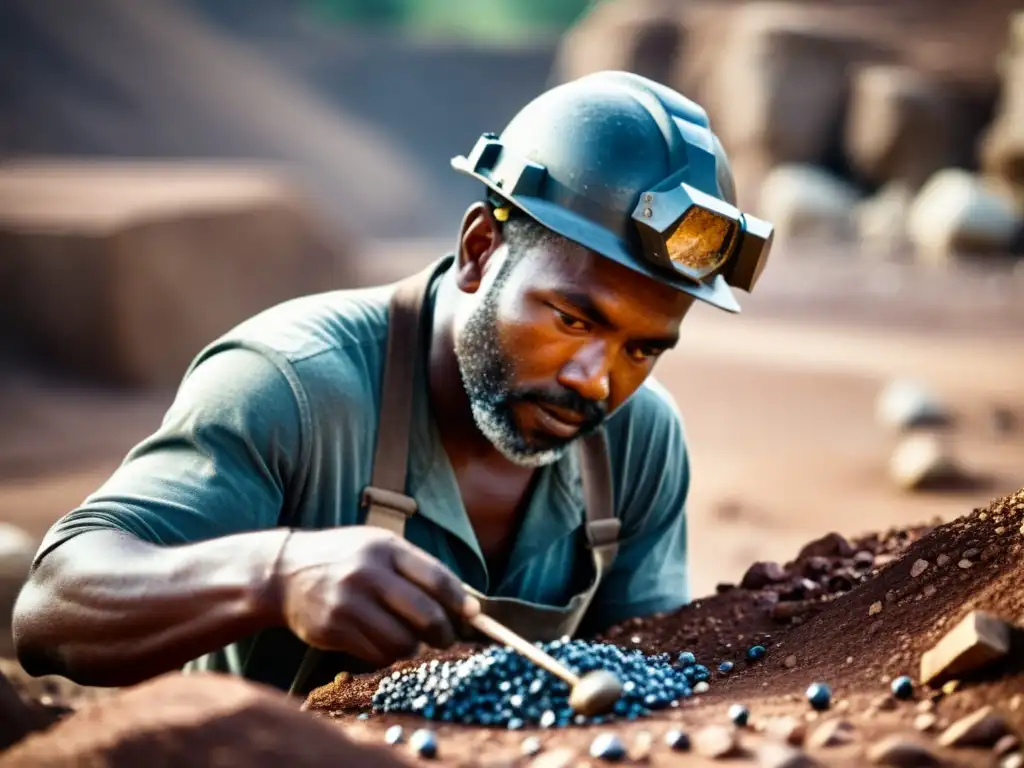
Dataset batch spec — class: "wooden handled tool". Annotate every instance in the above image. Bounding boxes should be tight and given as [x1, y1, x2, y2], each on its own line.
[468, 612, 623, 716]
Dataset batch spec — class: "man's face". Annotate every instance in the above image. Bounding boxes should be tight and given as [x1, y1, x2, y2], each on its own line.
[454, 228, 694, 467]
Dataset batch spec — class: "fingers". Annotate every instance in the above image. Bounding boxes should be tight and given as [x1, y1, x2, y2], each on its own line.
[391, 540, 481, 620]
[334, 591, 421, 666]
[371, 572, 457, 649]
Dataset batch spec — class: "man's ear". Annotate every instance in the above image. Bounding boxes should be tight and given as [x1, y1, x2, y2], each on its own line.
[456, 202, 503, 294]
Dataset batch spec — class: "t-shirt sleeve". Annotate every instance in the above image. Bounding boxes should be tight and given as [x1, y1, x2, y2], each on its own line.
[581, 378, 690, 633]
[33, 344, 306, 566]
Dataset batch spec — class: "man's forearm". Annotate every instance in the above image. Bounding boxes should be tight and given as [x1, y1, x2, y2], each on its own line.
[12, 528, 291, 687]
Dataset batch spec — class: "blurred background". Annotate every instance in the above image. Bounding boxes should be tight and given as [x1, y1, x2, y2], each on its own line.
[1, 0, 1023, 659]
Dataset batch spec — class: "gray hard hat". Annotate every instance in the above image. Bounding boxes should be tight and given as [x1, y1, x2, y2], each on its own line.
[451, 71, 773, 313]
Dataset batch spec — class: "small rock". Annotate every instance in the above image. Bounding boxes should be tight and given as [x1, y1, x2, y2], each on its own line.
[870, 602, 883, 616]
[996, 526, 1007, 535]
[757, 742, 822, 768]
[941, 680, 961, 695]
[962, 548, 980, 559]
[1011, 694, 1022, 711]
[922, 584, 937, 598]
[807, 719, 855, 748]
[742, 561, 789, 590]
[915, 700, 936, 714]
[766, 717, 807, 747]
[385, 725, 405, 745]
[521, 736, 543, 757]
[629, 731, 653, 762]
[409, 729, 438, 759]
[589, 733, 627, 762]
[910, 559, 930, 578]
[694, 681, 710, 694]
[959, 559, 974, 569]
[936, 554, 951, 566]
[853, 551, 875, 569]
[784, 655, 799, 669]
[797, 532, 855, 560]
[867, 735, 942, 766]
[876, 379, 951, 432]
[1003, 754, 1024, 768]
[730, 704, 751, 727]
[889, 434, 965, 491]
[664, 729, 691, 752]
[694, 725, 740, 759]
[913, 713, 938, 732]
[994, 734, 1021, 758]
[920, 611, 1012, 685]
[937, 706, 1012, 748]
[530, 748, 578, 768]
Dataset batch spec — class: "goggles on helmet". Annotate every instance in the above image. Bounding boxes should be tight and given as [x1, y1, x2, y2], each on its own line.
[631, 182, 773, 292]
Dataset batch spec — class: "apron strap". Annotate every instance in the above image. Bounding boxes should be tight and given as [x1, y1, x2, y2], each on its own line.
[579, 429, 619, 574]
[361, 264, 438, 533]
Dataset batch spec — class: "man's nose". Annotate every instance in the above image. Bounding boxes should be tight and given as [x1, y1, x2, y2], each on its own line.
[558, 342, 611, 404]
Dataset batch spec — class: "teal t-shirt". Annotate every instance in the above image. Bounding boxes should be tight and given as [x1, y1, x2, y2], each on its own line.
[35, 256, 692, 692]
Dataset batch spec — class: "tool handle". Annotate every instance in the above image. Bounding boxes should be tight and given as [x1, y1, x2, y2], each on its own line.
[469, 613, 580, 687]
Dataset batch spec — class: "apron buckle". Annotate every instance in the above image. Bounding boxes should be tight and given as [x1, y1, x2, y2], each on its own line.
[586, 517, 621, 547]
[361, 486, 418, 535]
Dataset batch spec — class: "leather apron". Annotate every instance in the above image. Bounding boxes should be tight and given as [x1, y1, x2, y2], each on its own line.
[289, 259, 621, 695]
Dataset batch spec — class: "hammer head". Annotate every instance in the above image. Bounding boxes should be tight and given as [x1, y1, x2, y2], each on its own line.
[568, 669, 624, 716]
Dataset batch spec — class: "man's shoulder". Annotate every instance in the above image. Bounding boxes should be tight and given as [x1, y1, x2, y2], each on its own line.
[221, 283, 393, 365]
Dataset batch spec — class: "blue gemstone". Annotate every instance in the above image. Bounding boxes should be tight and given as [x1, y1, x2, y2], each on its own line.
[891, 676, 914, 700]
[384, 725, 404, 745]
[728, 703, 750, 727]
[806, 683, 832, 711]
[507, 717, 524, 730]
[409, 729, 438, 759]
[677, 651, 697, 666]
[719, 661, 735, 674]
[589, 733, 626, 761]
[747, 645, 767, 661]
[665, 729, 691, 751]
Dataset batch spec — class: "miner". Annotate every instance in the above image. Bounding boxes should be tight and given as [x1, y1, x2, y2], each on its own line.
[14, 71, 773, 695]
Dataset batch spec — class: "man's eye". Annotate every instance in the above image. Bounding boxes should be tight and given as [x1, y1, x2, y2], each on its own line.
[628, 345, 660, 362]
[555, 310, 589, 332]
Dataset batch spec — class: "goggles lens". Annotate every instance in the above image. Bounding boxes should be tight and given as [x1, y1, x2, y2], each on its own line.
[665, 206, 740, 277]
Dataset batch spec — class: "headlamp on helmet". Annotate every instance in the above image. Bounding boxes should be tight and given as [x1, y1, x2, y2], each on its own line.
[631, 183, 773, 292]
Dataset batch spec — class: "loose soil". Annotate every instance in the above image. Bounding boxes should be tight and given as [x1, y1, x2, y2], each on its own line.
[298, 487, 1024, 766]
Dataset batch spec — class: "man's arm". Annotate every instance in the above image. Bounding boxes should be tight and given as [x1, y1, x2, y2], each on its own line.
[13, 346, 477, 686]
[14, 528, 290, 686]
[580, 378, 691, 634]
[13, 346, 303, 684]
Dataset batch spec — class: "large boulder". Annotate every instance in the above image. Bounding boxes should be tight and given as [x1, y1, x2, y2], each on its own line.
[980, 21, 1024, 196]
[550, 0, 686, 95]
[0, 161, 351, 389]
[704, 4, 893, 186]
[758, 164, 862, 243]
[907, 169, 1023, 262]
[0, 673, 410, 767]
[844, 65, 959, 190]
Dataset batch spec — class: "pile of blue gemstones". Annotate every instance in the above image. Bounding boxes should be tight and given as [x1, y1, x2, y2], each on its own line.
[371, 639, 710, 728]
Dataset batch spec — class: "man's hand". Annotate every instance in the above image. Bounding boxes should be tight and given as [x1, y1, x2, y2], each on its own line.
[272, 528, 480, 667]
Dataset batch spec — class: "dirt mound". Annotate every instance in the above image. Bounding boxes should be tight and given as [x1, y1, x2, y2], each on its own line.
[0, 673, 410, 768]
[301, 489, 1023, 765]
